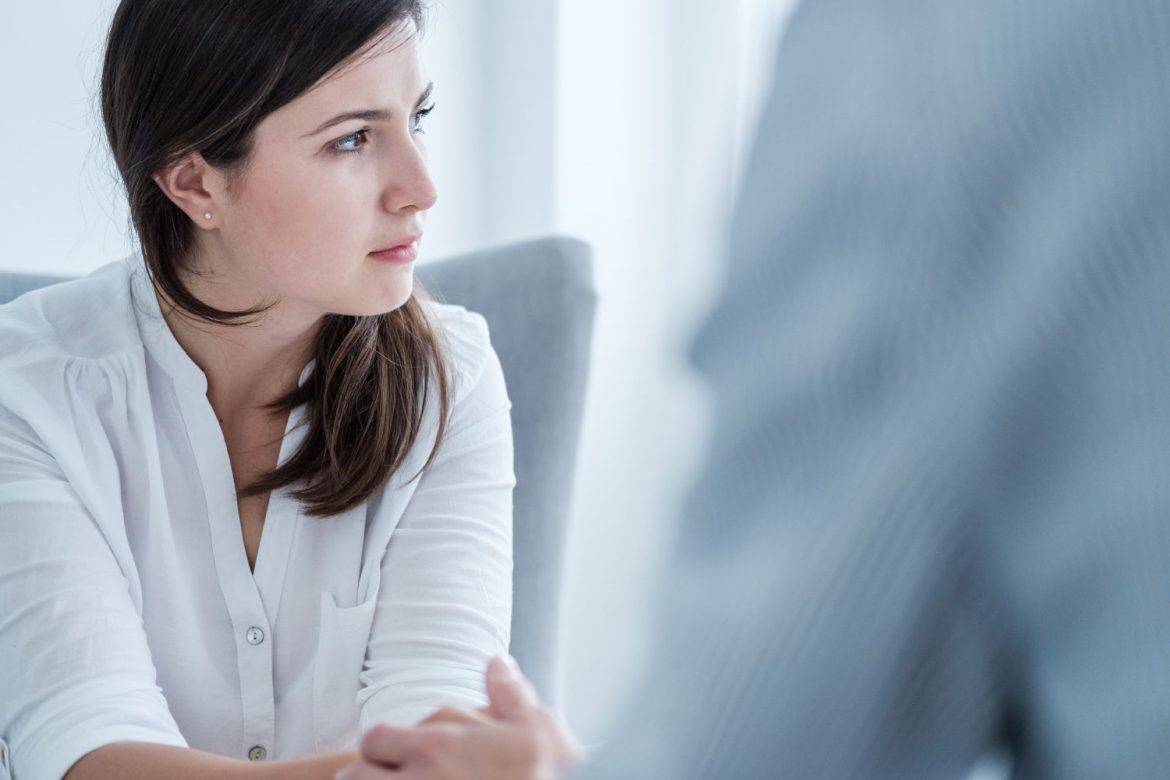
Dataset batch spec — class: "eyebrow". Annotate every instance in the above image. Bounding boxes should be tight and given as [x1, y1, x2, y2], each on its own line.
[302, 82, 434, 138]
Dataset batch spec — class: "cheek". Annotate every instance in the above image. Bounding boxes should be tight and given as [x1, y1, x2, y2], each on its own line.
[231, 162, 376, 285]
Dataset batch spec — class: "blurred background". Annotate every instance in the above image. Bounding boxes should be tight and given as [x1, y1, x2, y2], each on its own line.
[0, 0, 796, 744]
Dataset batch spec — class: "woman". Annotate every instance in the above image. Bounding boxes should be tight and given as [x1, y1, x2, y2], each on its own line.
[0, 1, 514, 777]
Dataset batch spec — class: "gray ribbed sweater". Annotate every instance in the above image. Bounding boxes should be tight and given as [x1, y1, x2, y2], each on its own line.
[577, 0, 1170, 777]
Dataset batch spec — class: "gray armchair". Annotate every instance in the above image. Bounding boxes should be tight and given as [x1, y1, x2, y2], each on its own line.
[0, 234, 596, 708]
[419, 236, 595, 707]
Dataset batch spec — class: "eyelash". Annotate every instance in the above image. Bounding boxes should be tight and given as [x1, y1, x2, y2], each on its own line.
[329, 104, 436, 155]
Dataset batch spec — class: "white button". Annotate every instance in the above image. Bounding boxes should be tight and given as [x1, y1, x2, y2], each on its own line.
[245, 626, 265, 645]
[248, 745, 267, 761]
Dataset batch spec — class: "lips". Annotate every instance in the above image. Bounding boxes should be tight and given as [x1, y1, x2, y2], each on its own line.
[369, 231, 421, 265]
[372, 234, 421, 254]
[370, 237, 420, 264]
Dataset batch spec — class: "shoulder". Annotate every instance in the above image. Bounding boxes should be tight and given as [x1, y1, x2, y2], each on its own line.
[421, 299, 499, 396]
[0, 258, 140, 373]
[0, 259, 145, 437]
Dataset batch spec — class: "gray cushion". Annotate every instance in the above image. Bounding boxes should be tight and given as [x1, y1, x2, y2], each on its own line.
[0, 272, 67, 303]
[419, 236, 596, 706]
[0, 235, 596, 707]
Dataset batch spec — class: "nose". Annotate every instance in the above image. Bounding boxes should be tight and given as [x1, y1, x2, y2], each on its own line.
[380, 134, 438, 215]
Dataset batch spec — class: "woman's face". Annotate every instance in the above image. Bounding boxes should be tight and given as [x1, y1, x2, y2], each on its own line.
[200, 22, 437, 321]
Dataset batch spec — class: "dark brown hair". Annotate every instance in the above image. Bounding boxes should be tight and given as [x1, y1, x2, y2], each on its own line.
[100, 0, 449, 517]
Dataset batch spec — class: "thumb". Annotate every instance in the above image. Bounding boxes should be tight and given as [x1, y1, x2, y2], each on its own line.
[485, 655, 540, 721]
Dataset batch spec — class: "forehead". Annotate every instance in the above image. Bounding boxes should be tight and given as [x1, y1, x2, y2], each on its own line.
[265, 23, 425, 129]
[315, 22, 423, 96]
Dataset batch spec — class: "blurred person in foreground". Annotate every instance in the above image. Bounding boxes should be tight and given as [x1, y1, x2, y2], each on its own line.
[340, 0, 1170, 777]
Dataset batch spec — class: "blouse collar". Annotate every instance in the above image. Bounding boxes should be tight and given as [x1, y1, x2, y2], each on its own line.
[127, 253, 207, 393]
[125, 253, 316, 394]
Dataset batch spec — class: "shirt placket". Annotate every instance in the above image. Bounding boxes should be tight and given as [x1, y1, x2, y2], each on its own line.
[174, 387, 294, 762]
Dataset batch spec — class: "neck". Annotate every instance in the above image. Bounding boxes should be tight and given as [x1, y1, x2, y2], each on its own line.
[154, 273, 320, 423]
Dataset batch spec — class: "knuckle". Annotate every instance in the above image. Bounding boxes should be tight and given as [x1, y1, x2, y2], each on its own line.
[510, 730, 541, 769]
[532, 705, 558, 730]
[417, 726, 455, 757]
[431, 706, 463, 722]
[359, 723, 390, 753]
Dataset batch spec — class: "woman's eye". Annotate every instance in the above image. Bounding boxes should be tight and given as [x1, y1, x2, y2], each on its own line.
[329, 106, 434, 154]
[412, 104, 435, 134]
[331, 128, 369, 155]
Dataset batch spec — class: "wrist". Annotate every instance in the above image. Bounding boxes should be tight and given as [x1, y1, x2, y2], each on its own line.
[253, 749, 360, 780]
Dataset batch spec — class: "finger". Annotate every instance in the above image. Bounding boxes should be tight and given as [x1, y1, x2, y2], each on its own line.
[337, 761, 434, 780]
[334, 759, 402, 780]
[485, 654, 540, 720]
[359, 722, 419, 766]
[418, 705, 492, 727]
[364, 768, 429, 780]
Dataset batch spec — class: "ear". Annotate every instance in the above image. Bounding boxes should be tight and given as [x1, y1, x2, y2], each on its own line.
[151, 153, 225, 228]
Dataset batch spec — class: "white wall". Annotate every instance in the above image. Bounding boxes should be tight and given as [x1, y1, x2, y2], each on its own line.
[0, 0, 129, 275]
[552, 0, 797, 742]
[420, 0, 560, 259]
[0, 0, 794, 748]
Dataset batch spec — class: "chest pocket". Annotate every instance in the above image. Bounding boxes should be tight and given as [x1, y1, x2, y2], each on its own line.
[312, 589, 378, 753]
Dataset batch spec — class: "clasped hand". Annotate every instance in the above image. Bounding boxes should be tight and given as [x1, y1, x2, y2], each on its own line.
[336, 656, 582, 780]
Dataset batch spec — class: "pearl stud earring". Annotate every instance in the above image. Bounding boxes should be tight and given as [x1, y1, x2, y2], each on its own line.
[202, 211, 213, 220]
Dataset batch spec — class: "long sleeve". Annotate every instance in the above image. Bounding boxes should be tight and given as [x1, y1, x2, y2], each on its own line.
[356, 312, 515, 729]
[578, 0, 1170, 777]
[0, 400, 187, 780]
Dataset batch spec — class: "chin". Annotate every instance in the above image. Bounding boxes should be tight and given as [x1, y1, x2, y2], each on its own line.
[362, 282, 415, 316]
[326, 270, 414, 317]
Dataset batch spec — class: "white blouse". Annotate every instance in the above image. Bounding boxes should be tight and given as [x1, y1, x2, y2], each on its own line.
[0, 254, 514, 780]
